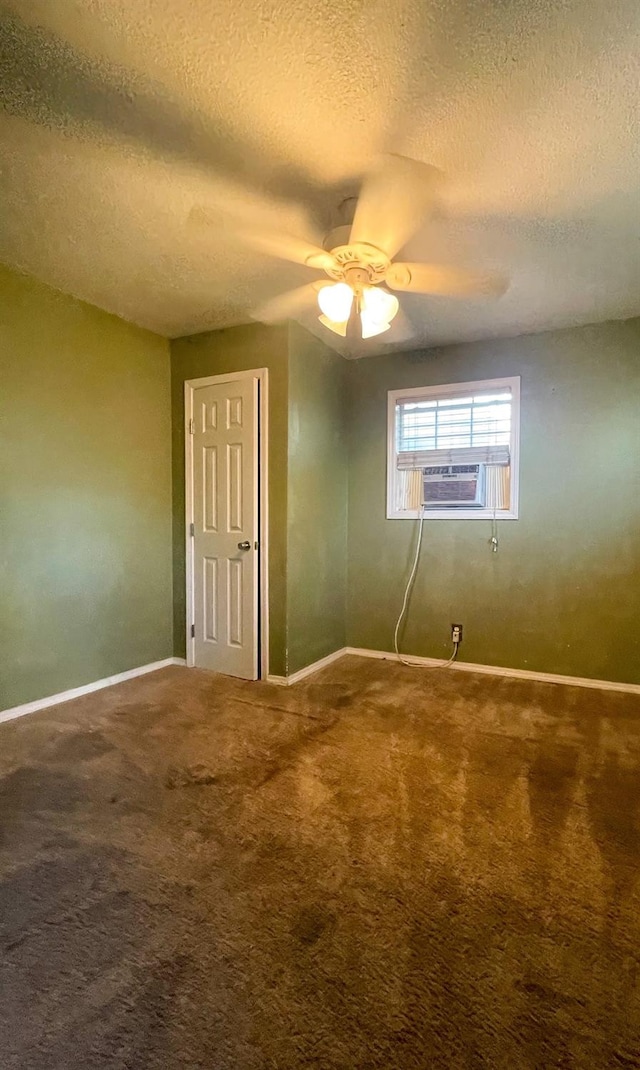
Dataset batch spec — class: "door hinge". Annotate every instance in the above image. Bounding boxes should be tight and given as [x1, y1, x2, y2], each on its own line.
[188, 418, 195, 435]
[190, 623, 195, 639]
[189, 523, 195, 537]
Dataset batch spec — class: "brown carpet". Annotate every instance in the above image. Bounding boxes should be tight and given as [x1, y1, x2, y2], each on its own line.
[0, 657, 639, 1069]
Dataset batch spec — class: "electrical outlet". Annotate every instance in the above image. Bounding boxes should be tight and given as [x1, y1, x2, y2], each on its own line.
[451, 624, 463, 644]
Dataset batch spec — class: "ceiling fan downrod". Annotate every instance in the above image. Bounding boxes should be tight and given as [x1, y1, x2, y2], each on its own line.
[344, 265, 369, 340]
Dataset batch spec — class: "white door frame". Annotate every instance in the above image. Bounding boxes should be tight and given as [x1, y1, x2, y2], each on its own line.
[184, 368, 269, 678]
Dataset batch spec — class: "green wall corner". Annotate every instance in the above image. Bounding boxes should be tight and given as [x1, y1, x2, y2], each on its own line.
[286, 325, 347, 674]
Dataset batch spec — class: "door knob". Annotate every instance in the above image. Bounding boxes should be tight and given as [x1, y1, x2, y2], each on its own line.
[237, 541, 251, 551]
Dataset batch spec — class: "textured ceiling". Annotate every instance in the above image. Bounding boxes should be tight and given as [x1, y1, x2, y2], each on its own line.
[0, 0, 638, 355]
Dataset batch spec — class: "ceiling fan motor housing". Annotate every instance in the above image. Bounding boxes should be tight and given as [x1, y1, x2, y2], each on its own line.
[322, 242, 390, 285]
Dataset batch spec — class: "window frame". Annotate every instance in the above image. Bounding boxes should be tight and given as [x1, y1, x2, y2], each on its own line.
[387, 375, 521, 520]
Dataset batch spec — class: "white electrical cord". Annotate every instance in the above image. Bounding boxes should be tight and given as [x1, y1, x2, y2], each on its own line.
[393, 506, 459, 669]
[393, 508, 426, 665]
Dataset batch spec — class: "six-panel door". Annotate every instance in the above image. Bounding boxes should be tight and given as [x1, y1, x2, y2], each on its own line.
[191, 377, 258, 679]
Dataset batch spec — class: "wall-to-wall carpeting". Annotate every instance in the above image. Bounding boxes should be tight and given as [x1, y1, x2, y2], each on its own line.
[0, 657, 638, 1067]
[0, 265, 173, 710]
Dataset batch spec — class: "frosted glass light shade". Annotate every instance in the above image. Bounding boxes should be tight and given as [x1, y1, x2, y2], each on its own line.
[362, 286, 399, 324]
[317, 283, 353, 322]
[361, 316, 391, 339]
[319, 313, 388, 338]
[317, 282, 397, 339]
[318, 314, 347, 336]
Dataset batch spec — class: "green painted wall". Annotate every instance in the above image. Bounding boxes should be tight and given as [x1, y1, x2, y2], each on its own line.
[0, 265, 172, 710]
[347, 319, 640, 685]
[286, 325, 347, 674]
[170, 324, 289, 674]
[3, 266, 635, 697]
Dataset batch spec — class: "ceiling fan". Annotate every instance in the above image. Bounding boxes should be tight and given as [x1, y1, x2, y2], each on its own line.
[227, 155, 508, 341]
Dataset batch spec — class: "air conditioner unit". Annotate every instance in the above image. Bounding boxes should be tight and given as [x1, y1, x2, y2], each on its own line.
[422, 464, 486, 508]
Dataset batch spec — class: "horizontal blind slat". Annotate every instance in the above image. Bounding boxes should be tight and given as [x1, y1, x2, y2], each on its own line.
[397, 445, 511, 469]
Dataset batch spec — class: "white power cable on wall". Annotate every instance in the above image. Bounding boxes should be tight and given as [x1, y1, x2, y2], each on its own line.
[393, 506, 459, 668]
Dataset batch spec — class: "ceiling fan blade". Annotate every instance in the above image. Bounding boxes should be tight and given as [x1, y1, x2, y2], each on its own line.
[252, 283, 321, 325]
[350, 155, 443, 259]
[189, 206, 337, 271]
[240, 229, 339, 271]
[385, 262, 508, 297]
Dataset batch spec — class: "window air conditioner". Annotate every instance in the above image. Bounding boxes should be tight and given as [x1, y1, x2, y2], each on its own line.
[422, 464, 486, 508]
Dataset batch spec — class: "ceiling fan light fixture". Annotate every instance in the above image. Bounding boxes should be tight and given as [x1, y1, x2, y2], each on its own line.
[362, 285, 399, 324]
[318, 314, 348, 337]
[361, 316, 391, 339]
[319, 308, 389, 339]
[318, 281, 398, 340]
[317, 282, 353, 323]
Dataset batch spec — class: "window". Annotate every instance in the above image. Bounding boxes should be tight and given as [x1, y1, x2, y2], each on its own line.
[387, 376, 520, 519]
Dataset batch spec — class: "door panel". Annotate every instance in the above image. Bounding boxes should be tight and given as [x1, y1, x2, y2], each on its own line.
[203, 446, 218, 531]
[203, 557, 218, 641]
[227, 442, 243, 531]
[227, 558, 243, 646]
[190, 376, 258, 679]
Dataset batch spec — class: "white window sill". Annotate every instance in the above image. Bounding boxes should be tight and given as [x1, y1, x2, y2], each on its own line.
[387, 508, 519, 521]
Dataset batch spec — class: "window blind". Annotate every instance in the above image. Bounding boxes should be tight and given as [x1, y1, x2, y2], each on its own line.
[397, 444, 510, 469]
[485, 464, 510, 510]
[396, 389, 512, 470]
[395, 469, 423, 511]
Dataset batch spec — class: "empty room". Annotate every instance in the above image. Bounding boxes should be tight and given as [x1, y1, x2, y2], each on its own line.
[1, 1, 639, 1067]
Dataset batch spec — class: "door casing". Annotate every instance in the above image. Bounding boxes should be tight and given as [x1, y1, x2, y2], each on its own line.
[184, 368, 269, 678]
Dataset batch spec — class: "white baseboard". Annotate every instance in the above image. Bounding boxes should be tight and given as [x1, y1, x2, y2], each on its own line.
[0, 657, 186, 725]
[6, 644, 633, 724]
[345, 647, 640, 696]
[266, 647, 348, 686]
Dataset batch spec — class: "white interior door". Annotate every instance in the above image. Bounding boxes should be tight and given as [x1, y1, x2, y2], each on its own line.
[189, 375, 259, 679]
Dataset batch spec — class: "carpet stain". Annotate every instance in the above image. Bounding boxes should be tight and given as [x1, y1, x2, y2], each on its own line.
[51, 730, 115, 763]
[527, 740, 580, 842]
[165, 763, 219, 789]
[0, 766, 86, 812]
[292, 904, 335, 946]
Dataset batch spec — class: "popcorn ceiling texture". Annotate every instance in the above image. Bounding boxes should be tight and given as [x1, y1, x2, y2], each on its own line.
[0, 0, 639, 349]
